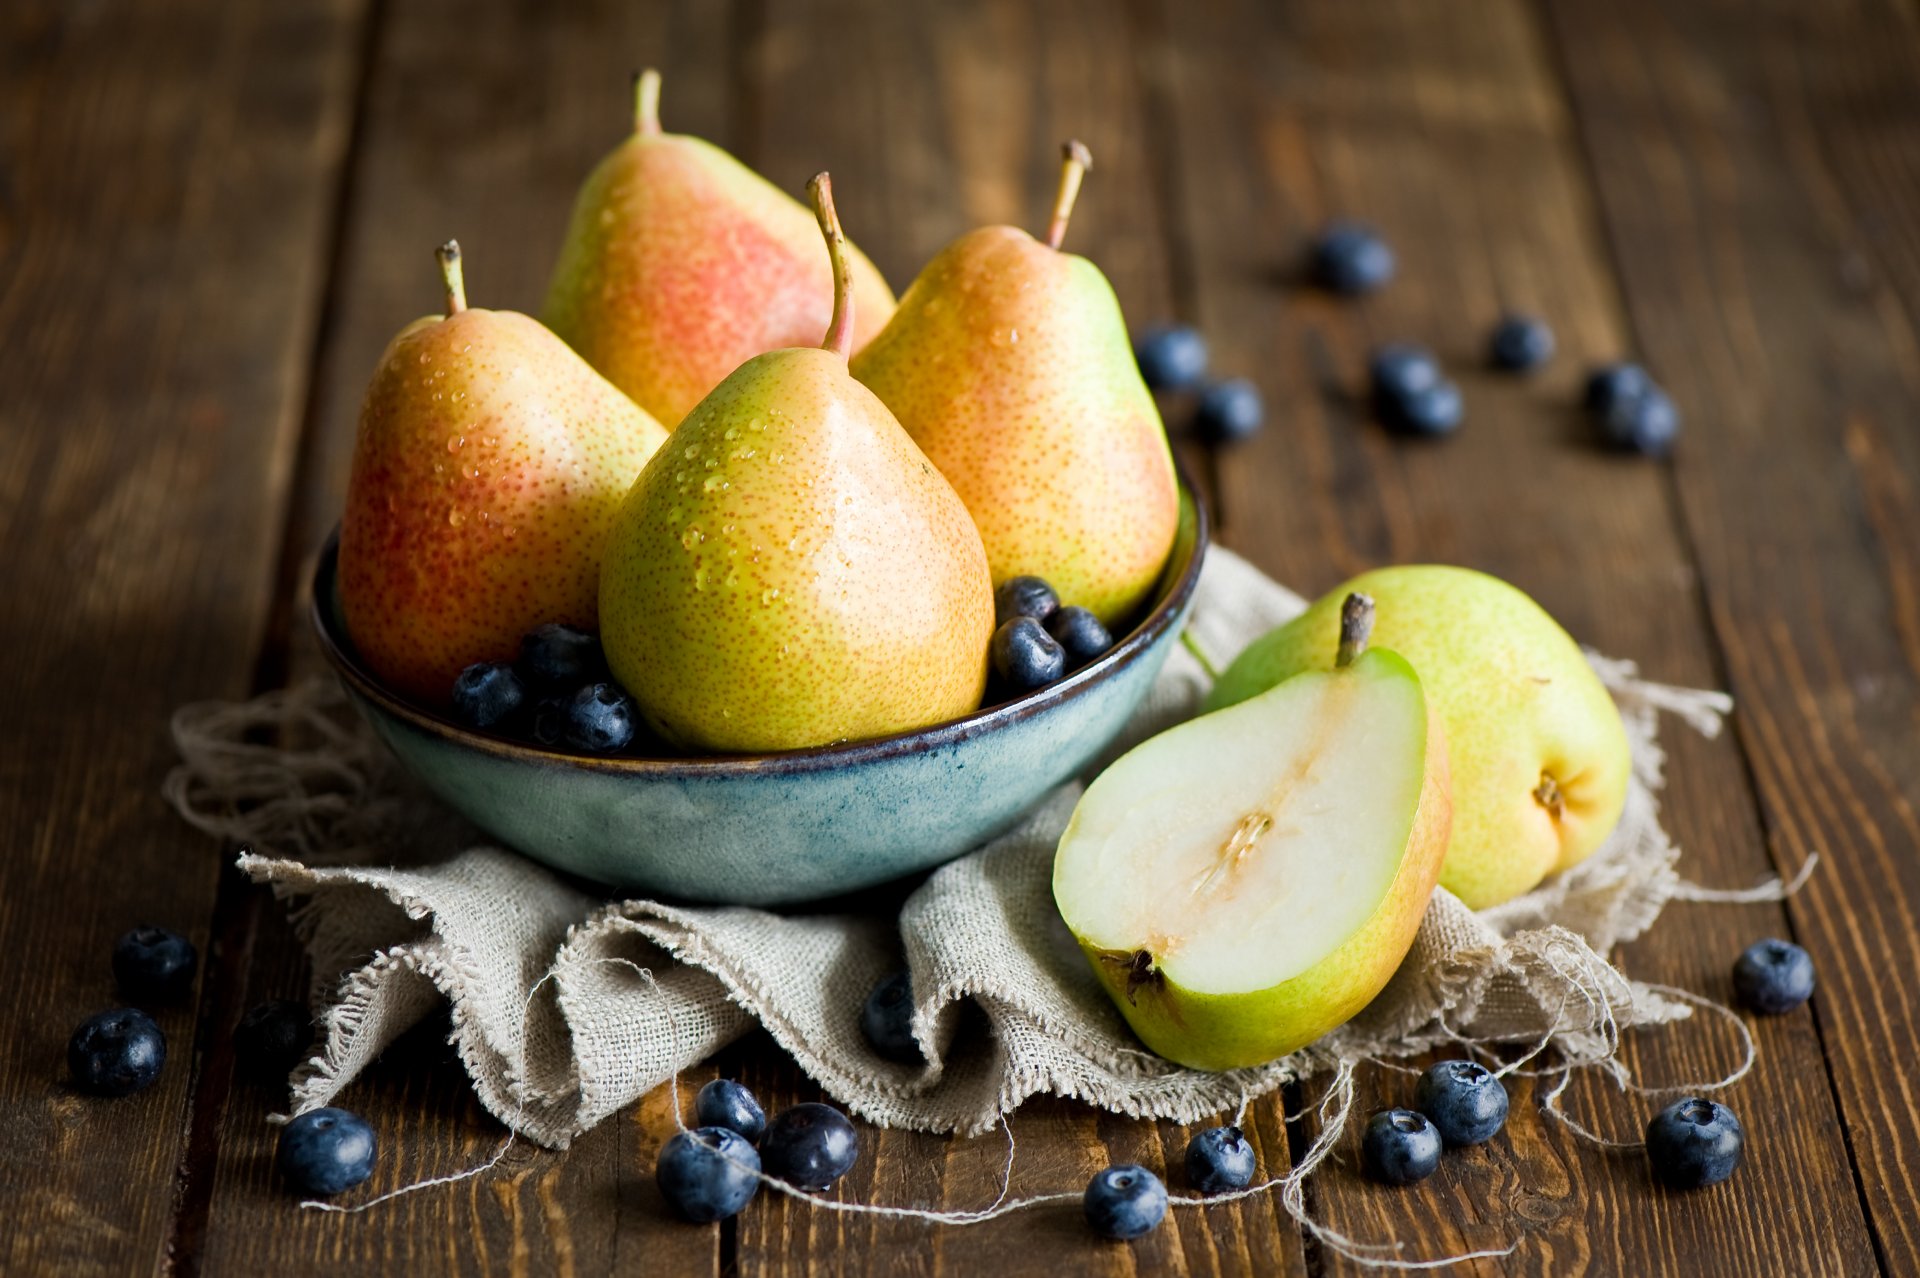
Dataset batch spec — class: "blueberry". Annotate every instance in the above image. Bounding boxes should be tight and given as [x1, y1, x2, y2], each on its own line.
[1598, 387, 1679, 456]
[277, 1107, 377, 1196]
[519, 623, 603, 688]
[564, 682, 635, 753]
[1733, 938, 1815, 1014]
[1312, 221, 1396, 295]
[68, 1008, 166, 1097]
[1369, 343, 1442, 406]
[235, 1000, 313, 1080]
[860, 970, 922, 1064]
[1184, 1125, 1256, 1194]
[694, 1079, 767, 1144]
[1044, 606, 1113, 669]
[994, 576, 1060, 627]
[1584, 362, 1654, 413]
[450, 661, 525, 729]
[1414, 1059, 1509, 1146]
[1489, 313, 1555, 371]
[1134, 325, 1210, 391]
[657, 1126, 762, 1222]
[1646, 1097, 1744, 1189]
[760, 1102, 860, 1191]
[1083, 1163, 1167, 1240]
[529, 694, 570, 747]
[991, 617, 1067, 692]
[112, 925, 197, 1002]
[1362, 1109, 1441, 1185]
[1390, 380, 1464, 438]
[1195, 378, 1264, 443]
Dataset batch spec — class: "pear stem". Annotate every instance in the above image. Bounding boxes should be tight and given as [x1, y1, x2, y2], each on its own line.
[1045, 139, 1094, 250]
[807, 172, 856, 360]
[634, 68, 662, 135]
[1335, 592, 1374, 668]
[436, 240, 467, 315]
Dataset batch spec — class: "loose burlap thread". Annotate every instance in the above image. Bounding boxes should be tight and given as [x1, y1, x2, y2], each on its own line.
[166, 549, 1766, 1253]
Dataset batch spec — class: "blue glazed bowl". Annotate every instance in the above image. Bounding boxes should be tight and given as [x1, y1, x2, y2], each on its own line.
[310, 482, 1207, 906]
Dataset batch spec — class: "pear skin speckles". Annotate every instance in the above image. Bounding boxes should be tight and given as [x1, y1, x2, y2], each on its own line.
[852, 226, 1178, 627]
[338, 307, 668, 706]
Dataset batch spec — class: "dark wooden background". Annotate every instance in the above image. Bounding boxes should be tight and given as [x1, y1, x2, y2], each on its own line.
[4, 0, 1916, 1273]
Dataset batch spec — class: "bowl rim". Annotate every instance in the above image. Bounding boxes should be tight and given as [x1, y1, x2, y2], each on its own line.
[310, 474, 1209, 778]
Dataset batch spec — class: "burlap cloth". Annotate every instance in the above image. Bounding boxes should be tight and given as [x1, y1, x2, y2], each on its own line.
[166, 548, 1739, 1148]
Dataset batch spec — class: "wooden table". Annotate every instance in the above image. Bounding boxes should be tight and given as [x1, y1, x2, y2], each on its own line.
[6, 0, 1915, 1273]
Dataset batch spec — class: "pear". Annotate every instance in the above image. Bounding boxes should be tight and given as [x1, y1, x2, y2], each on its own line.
[851, 142, 1178, 627]
[1054, 595, 1451, 1071]
[598, 174, 994, 753]
[1206, 566, 1632, 910]
[338, 242, 669, 705]
[542, 69, 897, 429]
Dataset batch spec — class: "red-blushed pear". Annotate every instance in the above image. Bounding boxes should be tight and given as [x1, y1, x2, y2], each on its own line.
[1054, 595, 1451, 1071]
[542, 69, 897, 429]
[1205, 566, 1632, 910]
[338, 242, 668, 706]
[597, 174, 994, 753]
[851, 141, 1178, 627]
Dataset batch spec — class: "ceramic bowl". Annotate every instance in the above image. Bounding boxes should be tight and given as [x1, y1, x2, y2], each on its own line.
[310, 481, 1208, 906]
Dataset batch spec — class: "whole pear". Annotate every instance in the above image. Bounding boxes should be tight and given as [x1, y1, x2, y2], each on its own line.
[1055, 596, 1451, 1070]
[599, 174, 994, 753]
[851, 142, 1178, 626]
[542, 69, 897, 428]
[339, 242, 668, 705]
[1205, 566, 1631, 909]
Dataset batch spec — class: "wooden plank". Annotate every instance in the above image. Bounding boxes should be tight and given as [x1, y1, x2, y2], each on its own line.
[0, 2, 365, 1274]
[1147, 0, 1880, 1272]
[730, 1, 1290, 1274]
[1545, 0, 1920, 1268]
[184, 2, 734, 1275]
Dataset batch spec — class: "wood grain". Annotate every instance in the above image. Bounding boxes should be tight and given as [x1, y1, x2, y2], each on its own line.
[1546, 0, 1920, 1267]
[1146, 0, 1879, 1271]
[0, 1, 364, 1273]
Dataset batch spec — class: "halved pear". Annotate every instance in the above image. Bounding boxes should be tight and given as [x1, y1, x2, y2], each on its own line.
[1052, 596, 1451, 1071]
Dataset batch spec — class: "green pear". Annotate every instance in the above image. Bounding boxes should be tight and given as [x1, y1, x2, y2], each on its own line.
[339, 242, 669, 705]
[1054, 595, 1451, 1070]
[542, 69, 897, 429]
[598, 174, 994, 753]
[851, 142, 1178, 626]
[1206, 566, 1631, 910]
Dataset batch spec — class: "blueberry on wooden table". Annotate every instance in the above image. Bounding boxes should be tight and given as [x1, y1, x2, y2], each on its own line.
[1646, 1097, 1744, 1189]
[1414, 1059, 1509, 1146]
[564, 682, 636, 752]
[860, 969, 923, 1064]
[1389, 380, 1465, 438]
[1083, 1163, 1167, 1240]
[991, 617, 1066, 692]
[1361, 1108, 1441, 1185]
[1598, 387, 1679, 457]
[1733, 938, 1815, 1014]
[112, 925, 197, 1002]
[1044, 606, 1112, 669]
[1489, 313, 1555, 371]
[1584, 361, 1654, 412]
[518, 622, 603, 689]
[760, 1102, 859, 1191]
[1184, 1125, 1256, 1194]
[1312, 220, 1396, 295]
[695, 1079, 767, 1144]
[1369, 343, 1442, 406]
[993, 575, 1060, 627]
[657, 1127, 762, 1222]
[1195, 378, 1264, 443]
[1134, 325, 1210, 391]
[234, 1000, 313, 1080]
[450, 661, 525, 729]
[277, 1107, 377, 1196]
[68, 1008, 166, 1097]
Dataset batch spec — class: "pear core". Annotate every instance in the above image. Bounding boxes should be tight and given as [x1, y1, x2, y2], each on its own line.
[1053, 652, 1427, 997]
